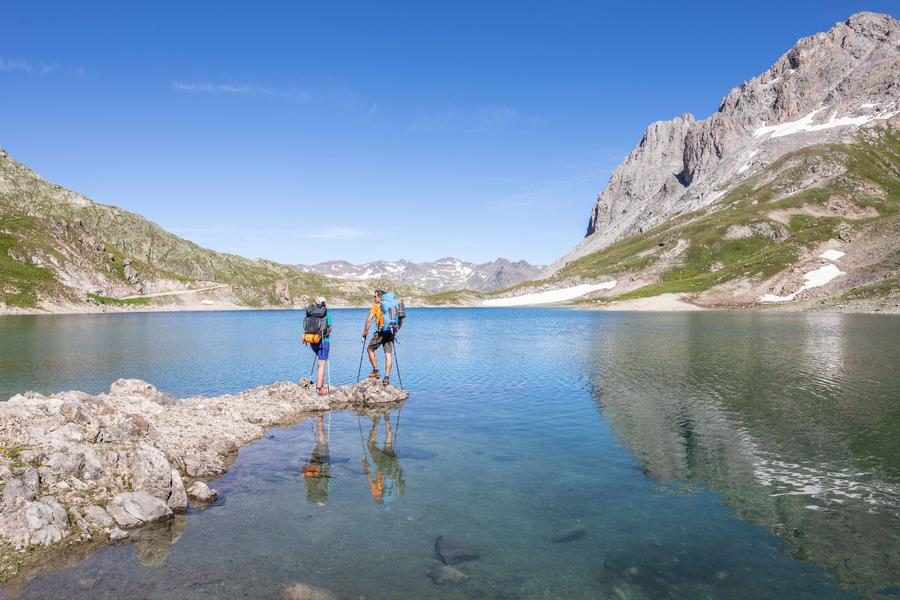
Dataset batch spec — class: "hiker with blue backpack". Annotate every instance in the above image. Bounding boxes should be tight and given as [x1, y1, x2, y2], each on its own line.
[361, 289, 404, 386]
[302, 296, 332, 396]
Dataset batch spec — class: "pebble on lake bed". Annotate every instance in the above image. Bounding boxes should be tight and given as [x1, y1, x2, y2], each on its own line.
[434, 535, 480, 565]
[279, 582, 338, 600]
[428, 563, 468, 585]
[549, 525, 586, 543]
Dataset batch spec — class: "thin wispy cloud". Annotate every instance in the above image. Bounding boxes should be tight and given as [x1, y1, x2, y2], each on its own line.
[409, 105, 523, 134]
[172, 81, 313, 102]
[0, 58, 59, 75]
[173, 82, 273, 96]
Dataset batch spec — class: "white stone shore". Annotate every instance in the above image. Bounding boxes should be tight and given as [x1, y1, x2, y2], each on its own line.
[0, 378, 407, 580]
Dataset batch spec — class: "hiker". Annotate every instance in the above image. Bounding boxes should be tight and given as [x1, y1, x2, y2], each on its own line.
[300, 415, 331, 505]
[362, 411, 405, 508]
[362, 289, 400, 385]
[303, 296, 332, 395]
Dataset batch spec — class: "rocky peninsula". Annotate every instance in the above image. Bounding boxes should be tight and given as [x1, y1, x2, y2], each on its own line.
[0, 378, 408, 582]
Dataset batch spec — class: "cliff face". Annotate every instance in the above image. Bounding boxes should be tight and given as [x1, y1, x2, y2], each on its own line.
[557, 12, 900, 271]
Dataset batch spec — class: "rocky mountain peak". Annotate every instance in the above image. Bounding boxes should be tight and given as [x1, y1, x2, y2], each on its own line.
[297, 257, 543, 293]
[558, 12, 900, 273]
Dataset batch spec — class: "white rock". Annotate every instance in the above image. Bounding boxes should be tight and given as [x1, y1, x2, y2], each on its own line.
[23, 497, 70, 546]
[83, 505, 115, 529]
[167, 470, 188, 512]
[186, 481, 218, 503]
[106, 491, 172, 528]
[131, 444, 173, 500]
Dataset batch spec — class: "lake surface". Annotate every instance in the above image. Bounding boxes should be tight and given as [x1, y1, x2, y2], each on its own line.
[1, 309, 899, 599]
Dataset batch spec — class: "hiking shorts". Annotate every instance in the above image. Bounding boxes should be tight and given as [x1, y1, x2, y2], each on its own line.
[311, 340, 330, 360]
[368, 331, 394, 353]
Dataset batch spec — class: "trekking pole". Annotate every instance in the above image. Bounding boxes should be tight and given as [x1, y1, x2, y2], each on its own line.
[309, 354, 317, 382]
[356, 334, 367, 383]
[327, 359, 332, 394]
[393, 337, 404, 390]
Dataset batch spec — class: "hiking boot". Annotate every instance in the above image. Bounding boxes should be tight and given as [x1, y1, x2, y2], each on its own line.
[369, 370, 380, 379]
[383, 376, 390, 386]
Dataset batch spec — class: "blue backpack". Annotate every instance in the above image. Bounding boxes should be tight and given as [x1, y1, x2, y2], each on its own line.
[380, 293, 400, 333]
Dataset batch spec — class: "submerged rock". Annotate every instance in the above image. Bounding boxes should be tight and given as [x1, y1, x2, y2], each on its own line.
[434, 535, 480, 565]
[279, 582, 338, 600]
[549, 525, 587, 543]
[427, 563, 468, 585]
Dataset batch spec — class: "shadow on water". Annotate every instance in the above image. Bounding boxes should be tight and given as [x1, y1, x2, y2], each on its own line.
[589, 312, 900, 598]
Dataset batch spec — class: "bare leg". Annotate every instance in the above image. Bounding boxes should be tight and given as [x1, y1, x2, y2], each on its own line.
[384, 350, 393, 377]
[384, 414, 393, 448]
[316, 360, 326, 389]
[368, 347, 378, 371]
[368, 416, 379, 445]
[316, 415, 326, 444]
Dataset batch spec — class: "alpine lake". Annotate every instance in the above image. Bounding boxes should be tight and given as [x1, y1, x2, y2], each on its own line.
[0, 308, 899, 599]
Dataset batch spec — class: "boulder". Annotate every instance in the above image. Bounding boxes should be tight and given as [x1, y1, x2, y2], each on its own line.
[108, 528, 129, 541]
[186, 481, 218, 503]
[167, 470, 188, 512]
[3, 479, 30, 506]
[82, 505, 115, 529]
[23, 497, 70, 546]
[106, 491, 173, 528]
[131, 444, 173, 500]
[108, 379, 173, 404]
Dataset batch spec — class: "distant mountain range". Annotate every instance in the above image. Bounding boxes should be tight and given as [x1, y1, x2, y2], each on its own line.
[297, 258, 543, 293]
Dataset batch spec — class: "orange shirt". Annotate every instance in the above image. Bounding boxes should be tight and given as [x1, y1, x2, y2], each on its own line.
[369, 302, 383, 329]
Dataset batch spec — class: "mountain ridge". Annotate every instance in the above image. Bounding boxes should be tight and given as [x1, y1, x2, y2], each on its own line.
[0, 148, 427, 311]
[297, 257, 542, 293]
[550, 11, 900, 274]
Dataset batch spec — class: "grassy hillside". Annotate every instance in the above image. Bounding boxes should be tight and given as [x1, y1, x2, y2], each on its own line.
[497, 126, 900, 307]
[0, 150, 422, 310]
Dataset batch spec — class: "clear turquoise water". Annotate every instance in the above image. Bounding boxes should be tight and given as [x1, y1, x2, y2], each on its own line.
[1, 309, 899, 599]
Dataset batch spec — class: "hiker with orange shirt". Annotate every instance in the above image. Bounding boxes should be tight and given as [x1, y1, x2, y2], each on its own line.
[362, 411, 405, 508]
[362, 289, 394, 385]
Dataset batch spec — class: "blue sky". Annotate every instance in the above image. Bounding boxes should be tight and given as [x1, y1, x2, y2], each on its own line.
[2, 1, 897, 266]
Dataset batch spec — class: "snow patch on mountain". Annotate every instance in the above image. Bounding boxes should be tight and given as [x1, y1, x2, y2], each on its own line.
[483, 281, 617, 306]
[297, 258, 542, 293]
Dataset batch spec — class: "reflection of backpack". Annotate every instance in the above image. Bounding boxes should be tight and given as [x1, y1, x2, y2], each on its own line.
[379, 293, 400, 333]
[303, 304, 327, 344]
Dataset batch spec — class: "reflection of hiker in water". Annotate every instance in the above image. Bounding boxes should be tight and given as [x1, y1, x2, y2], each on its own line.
[301, 415, 331, 505]
[362, 412, 405, 508]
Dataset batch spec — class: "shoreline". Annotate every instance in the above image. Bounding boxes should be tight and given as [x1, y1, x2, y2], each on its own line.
[2, 293, 898, 317]
[0, 378, 408, 585]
